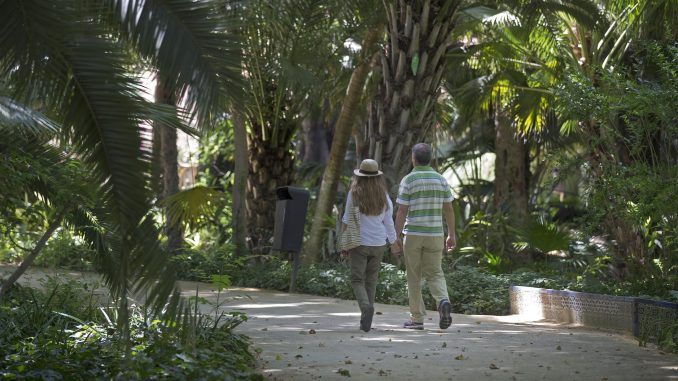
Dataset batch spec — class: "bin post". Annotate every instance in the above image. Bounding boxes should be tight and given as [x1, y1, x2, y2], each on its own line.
[289, 251, 300, 292]
[272, 186, 310, 292]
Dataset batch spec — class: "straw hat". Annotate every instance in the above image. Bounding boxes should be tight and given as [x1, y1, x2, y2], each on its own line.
[354, 159, 383, 177]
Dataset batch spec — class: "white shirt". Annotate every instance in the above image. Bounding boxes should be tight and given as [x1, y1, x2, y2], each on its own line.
[342, 192, 397, 247]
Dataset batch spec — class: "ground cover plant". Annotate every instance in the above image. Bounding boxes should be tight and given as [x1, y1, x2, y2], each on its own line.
[0, 278, 261, 380]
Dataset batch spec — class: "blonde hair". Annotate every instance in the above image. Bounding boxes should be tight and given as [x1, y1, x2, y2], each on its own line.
[350, 175, 388, 216]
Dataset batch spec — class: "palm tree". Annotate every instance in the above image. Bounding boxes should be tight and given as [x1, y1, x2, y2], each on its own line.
[237, 0, 365, 251]
[354, 0, 464, 189]
[0, 0, 242, 338]
[304, 25, 383, 264]
[444, 0, 602, 225]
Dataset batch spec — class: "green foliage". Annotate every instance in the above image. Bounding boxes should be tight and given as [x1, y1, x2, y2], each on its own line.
[514, 215, 571, 255]
[0, 280, 260, 380]
[227, 257, 575, 315]
[32, 230, 97, 271]
[171, 245, 240, 282]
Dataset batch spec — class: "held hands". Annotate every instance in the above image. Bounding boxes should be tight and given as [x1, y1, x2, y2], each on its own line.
[390, 239, 403, 255]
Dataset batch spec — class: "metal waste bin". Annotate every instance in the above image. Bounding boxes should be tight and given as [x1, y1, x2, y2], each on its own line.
[272, 186, 309, 253]
[273, 186, 309, 292]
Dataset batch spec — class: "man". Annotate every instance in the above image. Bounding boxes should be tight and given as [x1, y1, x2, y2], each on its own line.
[394, 143, 456, 330]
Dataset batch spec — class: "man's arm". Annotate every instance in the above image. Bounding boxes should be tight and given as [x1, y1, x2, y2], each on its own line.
[442, 202, 456, 251]
[395, 203, 408, 238]
[394, 203, 409, 256]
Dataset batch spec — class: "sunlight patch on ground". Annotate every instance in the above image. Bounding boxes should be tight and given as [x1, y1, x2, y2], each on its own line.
[472, 330, 527, 334]
[327, 312, 360, 317]
[232, 302, 329, 309]
[358, 336, 416, 343]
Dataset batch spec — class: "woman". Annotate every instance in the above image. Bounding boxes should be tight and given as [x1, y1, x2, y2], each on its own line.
[341, 159, 401, 332]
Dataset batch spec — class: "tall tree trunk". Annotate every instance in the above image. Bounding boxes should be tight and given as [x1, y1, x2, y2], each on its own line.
[493, 109, 528, 225]
[155, 75, 183, 253]
[0, 210, 65, 300]
[246, 121, 296, 253]
[362, 0, 461, 191]
[303, 26, 382, 264]
[231, 109, 249, 256]
[300, 111, 330, 165]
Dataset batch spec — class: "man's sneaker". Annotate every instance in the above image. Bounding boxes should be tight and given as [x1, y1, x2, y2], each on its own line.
[403, 321, 424, 330]
[438, 299, 452, 329]
[360, 305, 375, 332]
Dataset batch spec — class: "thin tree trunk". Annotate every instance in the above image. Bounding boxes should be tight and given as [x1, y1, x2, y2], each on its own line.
[155, 75, 183, 253]
[0, 210, 65, 300]
[231, 109, 249, 256]
[493, 109, 528, 225]
[303, 26, 382, 264]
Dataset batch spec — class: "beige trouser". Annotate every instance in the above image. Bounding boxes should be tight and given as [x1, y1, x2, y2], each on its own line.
[403, 235, 449, 323]
[349, 245, 386, 310]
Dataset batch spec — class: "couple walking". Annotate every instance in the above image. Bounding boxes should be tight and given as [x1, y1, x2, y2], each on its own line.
[340, 143, 456, 332]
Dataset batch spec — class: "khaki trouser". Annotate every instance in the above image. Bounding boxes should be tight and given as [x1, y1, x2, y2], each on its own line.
[349, 245, 386, 310]
[403, 235, 449, 323]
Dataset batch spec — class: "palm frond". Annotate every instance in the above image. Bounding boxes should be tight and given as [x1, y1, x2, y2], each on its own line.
[0, 96, 60, 137]
[161, 185, 226, 232]
[107, 0, 244, 123]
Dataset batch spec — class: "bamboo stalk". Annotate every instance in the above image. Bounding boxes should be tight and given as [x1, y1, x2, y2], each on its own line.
[416, 51, 428, 77]
[394, 50, 407, 82]
[389, 4, 399, 68]
[404, 5, 413, 39]
[408, 24, 420, 57]
[421, 0, 431, 35]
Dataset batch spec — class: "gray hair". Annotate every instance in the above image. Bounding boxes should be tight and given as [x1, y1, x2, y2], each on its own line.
[412, 143, 432, 165]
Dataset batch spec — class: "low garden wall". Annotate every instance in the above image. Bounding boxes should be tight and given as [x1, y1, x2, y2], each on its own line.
[509, 285, 678, 343]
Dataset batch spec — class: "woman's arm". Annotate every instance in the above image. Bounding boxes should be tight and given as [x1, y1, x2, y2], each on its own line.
[383, 197, 397, 244]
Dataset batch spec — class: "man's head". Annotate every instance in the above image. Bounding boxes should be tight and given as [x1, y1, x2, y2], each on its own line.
[411, 143, 432, 166]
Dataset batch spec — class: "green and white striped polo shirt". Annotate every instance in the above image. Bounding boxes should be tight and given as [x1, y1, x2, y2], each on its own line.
[396, 166, 454, 236]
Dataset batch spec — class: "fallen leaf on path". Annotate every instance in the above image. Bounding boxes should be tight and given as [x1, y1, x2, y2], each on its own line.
[442, 342, 447, 348]
[309, 329, 316, 334]
[454, 354, 466, 360]
[556, 345, 562, 350]
[295, 355, 303, 359]
[376, 311, 383, 315]
[344, 360, 353, 364]
[489, 363, 499, 369]
[378, 370, 387, 376]
[261, 328, 268, 331]
[319, 343, 325, 347]
[336, 369, 351, 377]
[275, 354, 282, 361]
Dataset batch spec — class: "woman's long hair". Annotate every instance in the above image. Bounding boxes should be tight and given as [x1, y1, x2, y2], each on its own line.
[350, 175, 388, 216]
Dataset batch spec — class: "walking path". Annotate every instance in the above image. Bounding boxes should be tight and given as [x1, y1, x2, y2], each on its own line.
[206, 287, 677, 381]
[3, 266, 677, 380]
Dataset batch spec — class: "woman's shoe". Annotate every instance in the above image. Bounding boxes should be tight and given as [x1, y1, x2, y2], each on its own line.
[360, 305, 375, 332]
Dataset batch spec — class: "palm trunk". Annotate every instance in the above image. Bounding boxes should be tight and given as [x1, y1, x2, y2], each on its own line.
[155, 75, 183, 254]
[303, 26, 382, 264]
[231, 109, 249, 256]
[246, 122, 296, 252]
[362, 0, 460, 190]
[300, 108, 331, 165]
[493, 109, 528, 225]
[0, 210, 65, 300]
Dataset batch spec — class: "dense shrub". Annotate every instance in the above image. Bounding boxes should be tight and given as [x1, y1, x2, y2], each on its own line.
[0, 280, 261, 380]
